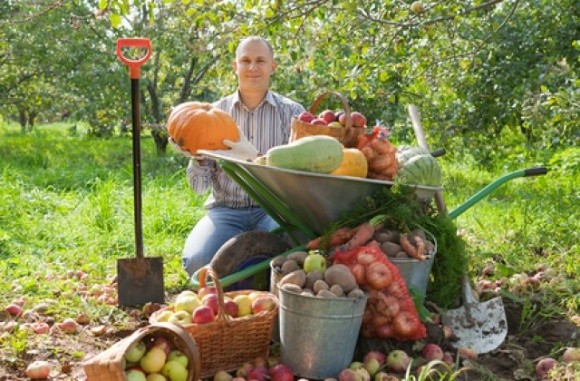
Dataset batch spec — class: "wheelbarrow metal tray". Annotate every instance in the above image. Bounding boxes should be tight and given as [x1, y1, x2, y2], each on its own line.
[200, 151, 441, 235]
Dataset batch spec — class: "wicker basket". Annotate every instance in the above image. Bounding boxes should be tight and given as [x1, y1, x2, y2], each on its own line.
[290, 91, 364, 148]
[150, 267, 279, 378]
[82, 322, 201, 381]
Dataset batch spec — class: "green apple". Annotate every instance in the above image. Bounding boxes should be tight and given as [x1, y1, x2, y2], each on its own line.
[233, 294, 253, 316]
[174, 292, 201, 313]
[168, 310, 192, 325]
[303, 251, 327, 273]
[140, 347, 167, 374]
[125, 340, 147, 363]
[161, 360, 188, 381]
[146, 373, 168, 381]
[167, 350, 189, 368]
[154, 310, 175, 323]
[328, 121, 343, 128]
[126, 368, 147, 381]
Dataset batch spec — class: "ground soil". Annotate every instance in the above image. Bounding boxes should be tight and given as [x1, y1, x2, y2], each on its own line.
[0, 298, 578, 380]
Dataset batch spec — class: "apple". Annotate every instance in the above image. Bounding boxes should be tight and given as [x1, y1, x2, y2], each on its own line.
[247, 366, 270, 381]
[303, 251, 327, 273]
[202, 293, 220, 315]
[328, 121, 343, 128]
[338, 113, 349, 127]
[442, 352, 454, 366]
[349, 361, 364, 370]
[224, 300, 239, 318]
[410, 1, 424, 14]
[363, 358, 381, 376]
[146, 374, 167, 381]
[298, 111, 315, 123]
[386, 350, 411, 373]
[152, 336, 172, 355]
[155, 310, 175, 323]
[562, 347, 580, 363]
[319, 109, 337, 124]
[233, 294, 253, 317]
[174, 292, 201, 313]
[197, 286, 217, 300]
[192, 305, 215, 323]
[350, 111, 367, 128]
[372, 371, 399, 381]
[140, 346, 167, 374]
[5, 303, 23, 317]
[236, 362, 254, 377]
[338, 368, 360, 381]
[363, 351, 386, 365]
[168, 349, 189, 368]
[251, 295, 277, 314]
[125, 340, 147, 363]
[26, 360, 51, 379]
[58, 318, 79, 334]
[354, 368, 371, 381]
[310, 118, 327, 126]
[168, 310, 192, 325]
[161, 360, 188, 381]
[535, 357, 557, 379]
[31, 322, 50, 334]
[422, 343, 444, 361]
[126, 368, 147, 381]
[270, 363, 294, 381]
[214, 370, 233, 381]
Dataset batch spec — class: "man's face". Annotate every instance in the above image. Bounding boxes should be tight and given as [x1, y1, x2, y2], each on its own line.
[233, 40, 277, 93]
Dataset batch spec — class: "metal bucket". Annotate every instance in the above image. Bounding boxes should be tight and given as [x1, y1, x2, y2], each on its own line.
[270, 263, 284, 342]
[278, 287, 368, 379]
[390, 252, 435, 298]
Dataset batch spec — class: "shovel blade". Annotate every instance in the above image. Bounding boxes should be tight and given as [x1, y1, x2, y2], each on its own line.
[117, 257, 164, 307]
[442, 297, 507, 354]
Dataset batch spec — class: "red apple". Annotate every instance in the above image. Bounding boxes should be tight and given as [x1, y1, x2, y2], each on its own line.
[270, 363, 294, 381]
[5, 303, 23, 317]
[247, 366, 270, 381]
[442, 352, 454, 366]
[562, 347, 579, 363]
[57, 318, 79, 334]
[192, 305, 214, 323]
[26, 360, 52, 379]
[236, 362, 254, 377]
[422, 343, 444, 361]
[224, 300, 239, 318]
[197, 286, 217, 300]
[310, 118, 327, 126]
[363, 350, 386, 365]
[535, 357, 557, 379]
[251, 295, 277, 314]
[152, 336, 172, 355]
[338, 368, 359, 381]
[202, 293, 220, 316]
[298, 111, 315, 123]
[350, 111, 367, 128]
[31, 322, 50, 334]
[319, 109, 337, 124]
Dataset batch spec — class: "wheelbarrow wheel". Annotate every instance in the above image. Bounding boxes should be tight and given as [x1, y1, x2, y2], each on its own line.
[209, 230, 291, 279]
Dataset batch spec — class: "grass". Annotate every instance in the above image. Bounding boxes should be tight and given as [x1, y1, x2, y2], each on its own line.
[0, 121, 578, 352]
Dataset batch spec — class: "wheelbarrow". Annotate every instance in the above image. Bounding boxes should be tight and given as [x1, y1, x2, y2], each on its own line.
[190, 149, 547, 290]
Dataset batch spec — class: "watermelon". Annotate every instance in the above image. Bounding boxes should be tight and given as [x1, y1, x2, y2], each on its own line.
[395, 146, 442, 187]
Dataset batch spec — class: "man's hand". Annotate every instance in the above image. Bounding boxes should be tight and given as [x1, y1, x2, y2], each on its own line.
[214, 128, 259, 161]
[168, 137, 205, 161]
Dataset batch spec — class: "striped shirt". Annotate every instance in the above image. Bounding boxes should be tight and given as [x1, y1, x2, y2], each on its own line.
[186, 90, 306, 209]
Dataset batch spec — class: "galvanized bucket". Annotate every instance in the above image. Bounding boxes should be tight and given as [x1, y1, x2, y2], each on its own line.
[278, 287, 368, 379]
[270, 262, 284, 342]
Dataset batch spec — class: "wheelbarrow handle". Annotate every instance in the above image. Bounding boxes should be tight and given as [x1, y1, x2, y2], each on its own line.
[448, 166, 548, 220]
[116, 38, 152, 79]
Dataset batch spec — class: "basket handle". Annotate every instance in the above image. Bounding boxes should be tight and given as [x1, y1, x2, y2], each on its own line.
[309, 91, 353, 129]
[198, 266, 231, 323]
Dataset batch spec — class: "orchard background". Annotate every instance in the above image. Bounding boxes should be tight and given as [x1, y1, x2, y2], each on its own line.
[0, 1, 578, 380]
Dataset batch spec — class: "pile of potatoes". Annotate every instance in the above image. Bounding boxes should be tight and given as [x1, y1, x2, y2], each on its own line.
[271, 251, 366, 299]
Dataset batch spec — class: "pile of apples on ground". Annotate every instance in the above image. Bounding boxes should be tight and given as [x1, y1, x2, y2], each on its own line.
[297, 109, 368, 129]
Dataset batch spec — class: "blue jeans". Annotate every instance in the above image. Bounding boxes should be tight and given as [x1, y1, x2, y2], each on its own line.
[182, 206, 279, 276]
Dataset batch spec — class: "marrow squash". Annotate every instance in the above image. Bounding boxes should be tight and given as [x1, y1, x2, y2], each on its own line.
[329, 148, 368, 178]
[266, 135, 343, 173]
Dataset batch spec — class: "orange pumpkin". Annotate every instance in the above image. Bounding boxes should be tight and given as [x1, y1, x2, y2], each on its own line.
[166, 101, 239, 155]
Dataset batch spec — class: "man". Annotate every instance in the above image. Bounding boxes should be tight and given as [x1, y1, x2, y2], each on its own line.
[181, 36, 306, 276]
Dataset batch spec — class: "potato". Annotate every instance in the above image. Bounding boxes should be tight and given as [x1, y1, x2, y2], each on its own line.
[324, 264, 358, 292]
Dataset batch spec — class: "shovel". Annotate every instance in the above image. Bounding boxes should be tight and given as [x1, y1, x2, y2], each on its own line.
[115, 38, 164, 307]
[408, 105, 507, 353]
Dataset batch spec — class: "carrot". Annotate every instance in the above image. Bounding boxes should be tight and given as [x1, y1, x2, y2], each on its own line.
[400, 233, 427, 260]
[307, 226, 357, 250]
[343, 222, 376, 250]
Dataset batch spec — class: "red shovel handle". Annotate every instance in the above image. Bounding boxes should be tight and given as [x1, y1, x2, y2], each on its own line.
[116, 38, 152, 79]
